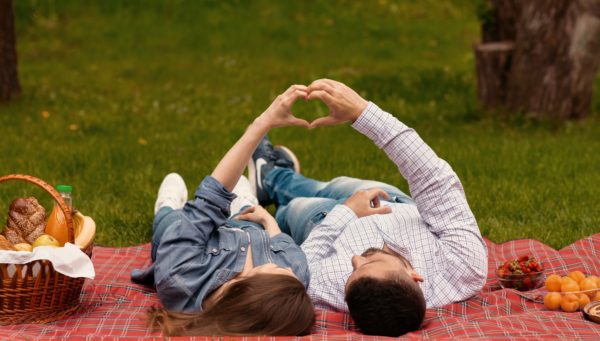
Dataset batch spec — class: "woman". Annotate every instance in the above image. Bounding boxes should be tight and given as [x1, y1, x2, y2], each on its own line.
[131, 85, 315, 336]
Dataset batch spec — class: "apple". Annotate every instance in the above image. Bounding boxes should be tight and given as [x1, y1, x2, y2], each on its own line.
[32, 234, 60, 249]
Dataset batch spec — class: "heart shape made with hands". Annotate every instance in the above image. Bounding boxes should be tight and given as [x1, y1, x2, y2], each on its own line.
[282, 79, 368, 129]
[290, 95, 330, 125]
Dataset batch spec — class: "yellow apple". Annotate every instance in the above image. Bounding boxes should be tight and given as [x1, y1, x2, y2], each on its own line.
[32, 234, 60, 249]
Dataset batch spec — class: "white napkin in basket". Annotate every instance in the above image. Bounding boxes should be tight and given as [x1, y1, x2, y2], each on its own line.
[0, 243, 95, 279]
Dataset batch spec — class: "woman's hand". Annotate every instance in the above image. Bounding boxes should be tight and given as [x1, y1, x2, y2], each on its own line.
[254, 85, 310, 130]
[236, 205, 282, 237]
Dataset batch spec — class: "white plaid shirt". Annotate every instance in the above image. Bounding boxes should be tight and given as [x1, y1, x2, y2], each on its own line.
[302, 102, 488, 311]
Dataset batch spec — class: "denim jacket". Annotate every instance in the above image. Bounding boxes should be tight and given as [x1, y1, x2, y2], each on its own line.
[131, 176, 309, 312]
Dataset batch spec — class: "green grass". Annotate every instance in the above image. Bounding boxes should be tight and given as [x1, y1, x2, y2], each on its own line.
[1, 0, 598, 249]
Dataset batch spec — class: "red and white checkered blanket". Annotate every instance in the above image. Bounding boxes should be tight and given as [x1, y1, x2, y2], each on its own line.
[1, 234, 599, 340]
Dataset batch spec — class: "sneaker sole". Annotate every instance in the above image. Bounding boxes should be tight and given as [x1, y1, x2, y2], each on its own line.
[275, 145, 301, 173]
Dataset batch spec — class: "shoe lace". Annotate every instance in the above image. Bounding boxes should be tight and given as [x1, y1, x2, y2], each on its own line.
[270, 149, 294, 168]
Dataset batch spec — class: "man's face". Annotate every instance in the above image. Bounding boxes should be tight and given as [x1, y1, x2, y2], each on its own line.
[345, 248, 422, 292]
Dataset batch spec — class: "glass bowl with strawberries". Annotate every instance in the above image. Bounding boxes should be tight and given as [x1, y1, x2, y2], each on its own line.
[496, 255, 544, 291]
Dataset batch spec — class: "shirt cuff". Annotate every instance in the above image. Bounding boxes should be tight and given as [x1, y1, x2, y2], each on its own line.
[194, 176, 237, 212]
[351, 101, 407, 149]
[320, 204, 357, 228]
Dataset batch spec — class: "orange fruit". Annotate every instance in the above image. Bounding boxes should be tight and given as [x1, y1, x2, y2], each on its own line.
[579, 277, 598, 292]
[545, 274, 562, 292]
[543, 292, 562, 310]
[568, 270, 586, 284]
[560, 294, 580, 312]
[561, 276, 574, 285]
[592, 291, 600, 302]
[578, 293, 591, 308]
[561, 278, 580, 293]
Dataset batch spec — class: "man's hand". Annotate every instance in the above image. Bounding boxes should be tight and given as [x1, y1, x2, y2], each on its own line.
[307, 79, 368, 128]
[236, 205, 282, 237]
[255, 85, 310, 130]
[344, 188, 392, 218]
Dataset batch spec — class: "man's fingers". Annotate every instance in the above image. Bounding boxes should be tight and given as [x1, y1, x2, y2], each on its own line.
[307, 89, 333, 103]
[309, 116, 340, 129]
[308, 80, 335, 94]
[364, 188, 390, 200]
[372, 196, 381, 208]
[371, 206, 392, 215]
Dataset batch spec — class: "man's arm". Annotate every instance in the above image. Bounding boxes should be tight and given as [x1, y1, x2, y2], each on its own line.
[351, 102, 487, 278]
[308, 79, 487, 288]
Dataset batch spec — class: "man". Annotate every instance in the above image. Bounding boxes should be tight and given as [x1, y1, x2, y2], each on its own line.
[248, 79, 488, 337]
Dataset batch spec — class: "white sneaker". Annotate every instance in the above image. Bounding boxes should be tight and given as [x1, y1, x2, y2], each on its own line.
[230, 175, 259, 217]
[154, 173, 188, 214]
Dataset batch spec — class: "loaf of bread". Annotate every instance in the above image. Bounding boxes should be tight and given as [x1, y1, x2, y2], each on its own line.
[0, 234, 16, 251]
[2, 197, 46, 244]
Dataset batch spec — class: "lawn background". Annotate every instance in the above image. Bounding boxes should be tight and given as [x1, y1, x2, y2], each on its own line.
[1, 0, 599, 249]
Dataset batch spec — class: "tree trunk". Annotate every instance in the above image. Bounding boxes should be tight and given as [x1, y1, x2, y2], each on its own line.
[506, 0, 600, 120]
[481, 0, 520, 43]
[476, 0, 600, 120]
[0, 0, 21, 102]
[474, 41, 514, 108]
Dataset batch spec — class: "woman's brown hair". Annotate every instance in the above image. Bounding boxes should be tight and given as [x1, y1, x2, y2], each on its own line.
[148, 273, 315, 336]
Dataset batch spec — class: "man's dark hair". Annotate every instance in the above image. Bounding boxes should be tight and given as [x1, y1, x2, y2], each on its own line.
[345, 273, 426, 337]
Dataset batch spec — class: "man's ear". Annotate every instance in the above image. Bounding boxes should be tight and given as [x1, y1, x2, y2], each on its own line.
[410, 270, 424, 282]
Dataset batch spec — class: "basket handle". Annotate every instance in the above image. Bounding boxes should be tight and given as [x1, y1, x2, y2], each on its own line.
[0, 174, 74, 243]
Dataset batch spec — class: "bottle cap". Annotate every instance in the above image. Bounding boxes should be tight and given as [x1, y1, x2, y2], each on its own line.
[56, 185, 73, 193]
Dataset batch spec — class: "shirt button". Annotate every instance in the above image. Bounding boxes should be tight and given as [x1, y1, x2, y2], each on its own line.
[241, 247, 246, 252]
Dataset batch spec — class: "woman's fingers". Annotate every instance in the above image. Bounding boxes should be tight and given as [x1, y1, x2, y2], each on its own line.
[287, 116, 310, 128]
[309, 116, 341, 129]
[240, 206, 256, 215]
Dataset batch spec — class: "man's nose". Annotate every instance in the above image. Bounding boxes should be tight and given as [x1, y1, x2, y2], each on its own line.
[351, 255, 365, 270]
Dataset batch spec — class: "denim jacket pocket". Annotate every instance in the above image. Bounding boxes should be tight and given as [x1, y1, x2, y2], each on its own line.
[204, 238, 233, 256]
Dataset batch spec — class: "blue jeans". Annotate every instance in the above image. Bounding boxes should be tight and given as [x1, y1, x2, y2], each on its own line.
[264, 168, 414, 245]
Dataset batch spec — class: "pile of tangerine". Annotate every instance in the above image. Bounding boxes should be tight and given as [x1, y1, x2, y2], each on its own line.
[543, 271, 600, 312]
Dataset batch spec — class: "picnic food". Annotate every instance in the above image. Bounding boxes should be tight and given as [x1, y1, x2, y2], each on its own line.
[545, 274, 562, 292]
[13, 243, 33, 252]
[496, 255, 543, 291]
[2, 197, 46, 244]
[0, 234, 16, 250]
[73, 212, 95, 250]
[543, 272, 600, 311]
[45, 185, 73, 246]
[32, 234, 60, 248]
[561, 294, 580, 312]
[543, 292, 562, 310]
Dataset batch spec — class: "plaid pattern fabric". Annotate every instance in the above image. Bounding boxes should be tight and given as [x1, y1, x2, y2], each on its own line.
[1, 234, 599, 339]
[305, 102, 487, 311]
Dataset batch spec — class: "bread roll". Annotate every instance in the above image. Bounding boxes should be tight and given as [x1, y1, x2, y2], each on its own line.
[0, 234, 16, 251]
[4, 197, 46, 244]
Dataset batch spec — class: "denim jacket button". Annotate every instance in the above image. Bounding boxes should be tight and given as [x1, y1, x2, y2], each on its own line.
[240, 247, 246, 252]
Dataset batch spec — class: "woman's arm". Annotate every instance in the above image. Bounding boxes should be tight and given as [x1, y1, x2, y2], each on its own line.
[211, 85, 309, 191]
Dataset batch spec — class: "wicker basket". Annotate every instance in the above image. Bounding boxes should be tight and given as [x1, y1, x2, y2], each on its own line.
[0, 174, 94, 325]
